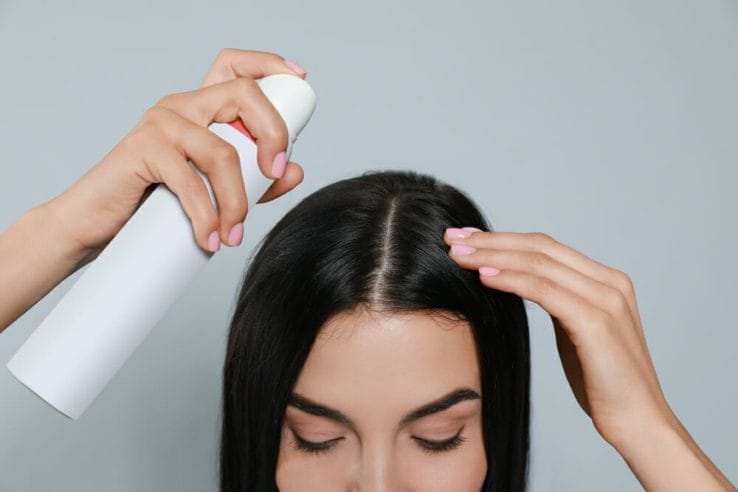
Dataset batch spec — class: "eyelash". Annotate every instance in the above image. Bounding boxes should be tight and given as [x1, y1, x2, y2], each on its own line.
[290, 427, 467, 456]
[412, 427, 467, 455]
[290, 428, 343, 455]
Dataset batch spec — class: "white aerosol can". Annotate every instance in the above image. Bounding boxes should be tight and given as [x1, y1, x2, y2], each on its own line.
[7, 73, 316, 419]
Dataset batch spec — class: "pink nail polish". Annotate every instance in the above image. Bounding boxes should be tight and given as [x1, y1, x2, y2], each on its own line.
[228, 222, 244, 246]
[446, 227, 472, 239]
[462, 227, 483, 233]
[284, 59, 306, 75]
[450, 244, 476, 255]
[271, 151, 287, 179]
[208, 230, 221, 252]
[480, 266, 500, 276]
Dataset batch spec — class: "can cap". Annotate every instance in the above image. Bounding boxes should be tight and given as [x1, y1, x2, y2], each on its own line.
[256, 74, 316, 159]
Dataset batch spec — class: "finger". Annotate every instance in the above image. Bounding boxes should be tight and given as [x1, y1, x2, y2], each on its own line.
[445, 228, 652, 365]
[172, 120, 249, 246]
[471, 266, 608, 349]
[447, 245, 648, 358]
[140, 140, 221, 254]
[200, 48, 307, 88]
[156, 78, 289, 183]
[447, 246, 631, 323]
[149, 107, 250, 246]
[474, 263, 665, 425]
[444, 230, 641, 327]
[257, 161, 304, 204]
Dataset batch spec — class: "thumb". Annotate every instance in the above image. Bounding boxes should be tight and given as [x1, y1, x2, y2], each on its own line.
[256, 161, 304, 204]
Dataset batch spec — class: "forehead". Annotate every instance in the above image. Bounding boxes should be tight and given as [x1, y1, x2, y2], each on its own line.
[291, 308, 481, 422]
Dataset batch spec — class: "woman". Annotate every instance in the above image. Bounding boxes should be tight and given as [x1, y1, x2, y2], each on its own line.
[0, 49, 734, 491]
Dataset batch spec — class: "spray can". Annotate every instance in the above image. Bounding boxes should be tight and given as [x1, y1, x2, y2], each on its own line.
[7, 73, 316, 419]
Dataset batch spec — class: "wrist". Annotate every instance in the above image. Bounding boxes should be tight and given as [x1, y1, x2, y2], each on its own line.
[0, 201, 96, 332]
[32, 199, 97, 272]
[596, 398, 677, 451]
[605, 406, 680, 457]
[607, 407, 730, 491]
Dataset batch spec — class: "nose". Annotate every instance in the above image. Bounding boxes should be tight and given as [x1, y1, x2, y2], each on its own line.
[354, 444, 402, 492]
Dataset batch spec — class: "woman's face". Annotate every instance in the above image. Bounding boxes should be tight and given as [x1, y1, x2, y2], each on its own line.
[275, 308, 487, 491]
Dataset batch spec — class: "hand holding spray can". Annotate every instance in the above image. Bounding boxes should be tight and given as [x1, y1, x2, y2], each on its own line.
[7, 73, 316, 419]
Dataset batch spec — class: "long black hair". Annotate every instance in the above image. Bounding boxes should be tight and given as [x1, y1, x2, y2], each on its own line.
[220, 169, 530, 491]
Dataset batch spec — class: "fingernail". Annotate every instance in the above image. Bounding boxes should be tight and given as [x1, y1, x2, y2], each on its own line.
[446, 227, 472, 239]
[284, 59, 306, 75]
[271, 151, 287, 179]
[208, 230, 221, 252]
[228, 222, 244, 246]
[480, 266, 500, 276]
[462, 227, 483, 233]
[450, 244, 476, 255]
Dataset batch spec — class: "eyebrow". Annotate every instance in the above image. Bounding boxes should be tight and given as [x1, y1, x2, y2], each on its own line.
[287, 387, 481, 429]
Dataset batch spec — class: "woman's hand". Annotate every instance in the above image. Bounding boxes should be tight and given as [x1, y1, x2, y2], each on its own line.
[445, 227, 665, 442]
[443, 227, 736, 491]
[0, 48, 309, 334]
[48, 48, 308, 266]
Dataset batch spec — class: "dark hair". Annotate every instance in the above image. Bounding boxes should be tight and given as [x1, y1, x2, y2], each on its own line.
[219, 169, 530, 491]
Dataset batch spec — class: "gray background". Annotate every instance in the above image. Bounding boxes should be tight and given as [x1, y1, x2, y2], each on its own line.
[1, 0, 736, 490]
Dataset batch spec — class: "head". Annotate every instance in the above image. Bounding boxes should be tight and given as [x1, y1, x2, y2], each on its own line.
[220, 170, 530, 491]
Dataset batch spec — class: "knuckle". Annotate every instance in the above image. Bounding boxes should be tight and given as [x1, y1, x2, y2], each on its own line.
[529, 251, 551, 268]
[586, 308, 613, 330]
[216, 48, 235, 63]
[221, 192, 248, 221]
[217, 47, 230, 57]
[264, 119, 289, 146]
[613, 269, 635, 296]
[141, 105, 166, 125]
[126, 123, 154, 148]
[231, 78, 257, 106]
[534, 276, 557, 297]
[234, 76, 255, 94]
[154, 93, 177, 108]
[262, 49, 281, 60]
[528, 231, 555, 246]
[183, 171, 207, 196]
[155, 91, 190, 111]
[605, 288, 629, 316]
[213, 140, 240, 168]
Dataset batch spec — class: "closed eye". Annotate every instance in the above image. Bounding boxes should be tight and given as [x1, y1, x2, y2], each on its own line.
[290, 427, 344, 455]
[412, 426, 466, 454]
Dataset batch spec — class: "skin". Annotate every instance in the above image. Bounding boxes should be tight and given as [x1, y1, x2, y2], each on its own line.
[443, 228, 736, 491]
[0, 48, 307, 332]
[0, 49, 735, 491]
[276, 308, 487, 491]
